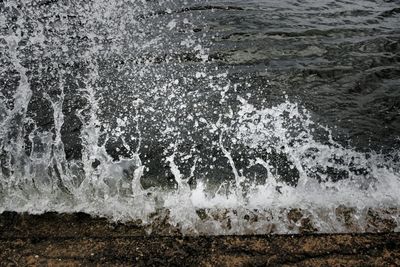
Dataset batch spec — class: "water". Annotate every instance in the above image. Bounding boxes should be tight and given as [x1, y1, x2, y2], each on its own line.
[0, 0, 399, 234]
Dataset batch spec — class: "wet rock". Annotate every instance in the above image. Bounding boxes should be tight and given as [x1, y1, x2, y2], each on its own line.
[336, 205, 358, 230]
[0, 212, 399, 266]
[299, 218, 318, 234]
[196, 209, 209, 221]
[366, 208, 398, 233]
[288, 208, 303, 223]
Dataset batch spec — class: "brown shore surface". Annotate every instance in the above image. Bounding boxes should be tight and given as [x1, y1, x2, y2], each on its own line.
[0, 212, 399, 266]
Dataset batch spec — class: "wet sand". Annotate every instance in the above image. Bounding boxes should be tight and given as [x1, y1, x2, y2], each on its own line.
[0, 212, 399, 266]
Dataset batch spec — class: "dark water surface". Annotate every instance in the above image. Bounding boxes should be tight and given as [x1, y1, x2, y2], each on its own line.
[0, 0, 399, 234]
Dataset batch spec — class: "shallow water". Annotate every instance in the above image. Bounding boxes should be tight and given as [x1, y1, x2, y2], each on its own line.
[0, 0, 399, 234]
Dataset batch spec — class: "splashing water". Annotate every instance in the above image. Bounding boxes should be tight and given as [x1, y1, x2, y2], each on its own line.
[0, 0, 399, 234]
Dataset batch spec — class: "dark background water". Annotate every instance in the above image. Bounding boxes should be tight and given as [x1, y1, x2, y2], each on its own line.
[1, 0, 399, 191]
[202, 0, 400, 151]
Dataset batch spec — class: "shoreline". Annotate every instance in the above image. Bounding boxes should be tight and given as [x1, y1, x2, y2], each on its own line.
[1, 212, 399, 266]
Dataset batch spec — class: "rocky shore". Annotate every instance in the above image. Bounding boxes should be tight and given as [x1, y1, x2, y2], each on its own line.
[0, 212, 399, 266]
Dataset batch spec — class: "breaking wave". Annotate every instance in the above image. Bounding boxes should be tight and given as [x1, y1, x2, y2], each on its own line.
[1, 0, 399, 234]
